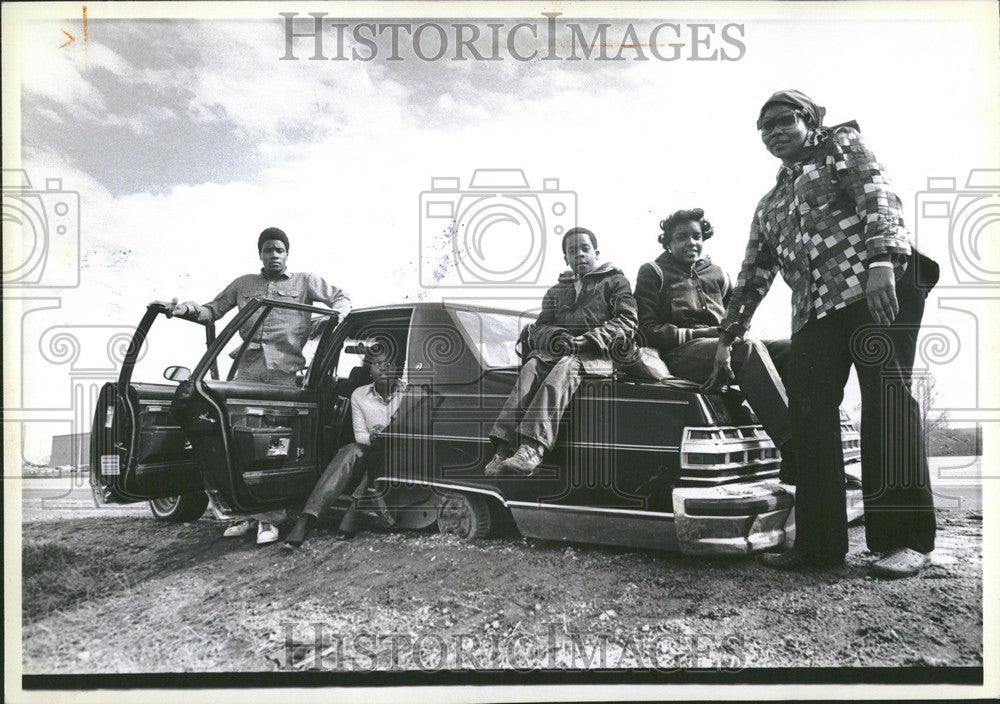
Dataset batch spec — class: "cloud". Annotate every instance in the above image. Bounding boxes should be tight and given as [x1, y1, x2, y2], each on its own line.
[22, 18, 669, 195]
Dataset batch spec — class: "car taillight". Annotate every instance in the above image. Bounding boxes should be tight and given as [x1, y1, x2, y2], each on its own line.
[679, 425, 780, 484]
[841, 420, 862, 466]
[680, 420, 861, 486]
[686, 429, 716, 440]
[687, 452, 726, 465]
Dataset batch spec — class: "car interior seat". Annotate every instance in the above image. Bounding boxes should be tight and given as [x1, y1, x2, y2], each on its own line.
[347, 364, 373, 391]
[334, 364, 373, 446]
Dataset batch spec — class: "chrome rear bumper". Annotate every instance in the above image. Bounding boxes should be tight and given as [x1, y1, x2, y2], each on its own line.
[672, 479, 866, 555]
[672, 481, 794, 555]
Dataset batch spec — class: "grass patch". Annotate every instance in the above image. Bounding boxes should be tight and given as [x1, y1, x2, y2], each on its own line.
[928, 426, 982, 457]
[22, 539, 136, 623]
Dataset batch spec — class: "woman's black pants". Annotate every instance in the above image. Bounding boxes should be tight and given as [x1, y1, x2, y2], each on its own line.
[789, 255, 937, 561]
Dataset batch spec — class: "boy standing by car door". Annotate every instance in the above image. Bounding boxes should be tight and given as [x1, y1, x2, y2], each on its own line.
[166, 226, 352, 544]
[170, 227, 352, 386]
[485, 227, 639, 476]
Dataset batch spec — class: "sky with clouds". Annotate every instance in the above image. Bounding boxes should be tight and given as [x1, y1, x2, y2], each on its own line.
[5, 2, 998, 459]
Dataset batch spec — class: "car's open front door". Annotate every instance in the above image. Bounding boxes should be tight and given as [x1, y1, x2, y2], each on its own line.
[90, 302, 219, 504]
[170, 298, 340, 515]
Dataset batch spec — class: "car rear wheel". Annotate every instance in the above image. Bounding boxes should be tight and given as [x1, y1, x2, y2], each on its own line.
[148, 491, 209, 523]
[437, 491, 492, 540]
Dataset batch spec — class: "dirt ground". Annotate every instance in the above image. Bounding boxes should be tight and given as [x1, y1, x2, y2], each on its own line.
[20, 505, 983, 673]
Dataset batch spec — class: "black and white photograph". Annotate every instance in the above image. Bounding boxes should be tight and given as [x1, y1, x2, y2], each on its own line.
[3, 1, 997, 701]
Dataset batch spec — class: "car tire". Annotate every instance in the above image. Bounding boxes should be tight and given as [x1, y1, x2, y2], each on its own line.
[148, 492, 210, 523]
[487, 499, 520, 538]
[437, 491, 492, 540]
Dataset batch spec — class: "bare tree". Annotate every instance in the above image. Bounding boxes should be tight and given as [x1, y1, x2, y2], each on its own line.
[915, 372, 951, 438]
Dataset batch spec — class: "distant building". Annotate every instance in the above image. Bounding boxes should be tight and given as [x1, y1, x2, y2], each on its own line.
[50, 433, 91, 467]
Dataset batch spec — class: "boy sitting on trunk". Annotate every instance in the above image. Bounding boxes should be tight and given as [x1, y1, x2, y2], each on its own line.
[485, 227, 639, 476]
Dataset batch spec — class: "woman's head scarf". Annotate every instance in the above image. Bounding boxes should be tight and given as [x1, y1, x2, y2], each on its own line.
[757, 89, 827, 130]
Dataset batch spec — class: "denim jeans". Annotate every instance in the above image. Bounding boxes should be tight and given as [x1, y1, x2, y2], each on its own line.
[489, 356, 586, 451]
[302, 442, 370, 531]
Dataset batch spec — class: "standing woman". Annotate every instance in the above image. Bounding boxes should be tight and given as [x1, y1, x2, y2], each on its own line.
[708, 90, 940, 577]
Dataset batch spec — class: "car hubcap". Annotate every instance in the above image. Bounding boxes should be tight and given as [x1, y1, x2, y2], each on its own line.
[439, 496, 472, 537]
[151, 496, 179, 514]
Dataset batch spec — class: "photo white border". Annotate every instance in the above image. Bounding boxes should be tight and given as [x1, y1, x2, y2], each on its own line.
[3, 1, 997, 702]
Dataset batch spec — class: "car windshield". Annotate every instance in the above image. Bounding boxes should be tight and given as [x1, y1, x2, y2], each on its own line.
[452, 308, 533, 368]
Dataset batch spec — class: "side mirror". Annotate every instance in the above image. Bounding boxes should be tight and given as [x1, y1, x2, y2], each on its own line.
[164, 365, 191, 382]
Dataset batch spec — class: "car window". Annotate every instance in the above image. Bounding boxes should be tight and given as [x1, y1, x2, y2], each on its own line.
[195, 303, 334, 384]
[131, 315, 214, 386]
[452, 309, 532, 368]
[331, 337, 367, 380]
[299, 316, 327, 371]
[327, 314, 413, 381]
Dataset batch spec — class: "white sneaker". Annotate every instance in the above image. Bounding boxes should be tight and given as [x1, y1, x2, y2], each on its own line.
[222, 520, 253, 538]
[871, 547, 931, 578]
[256, 521, 280, 545]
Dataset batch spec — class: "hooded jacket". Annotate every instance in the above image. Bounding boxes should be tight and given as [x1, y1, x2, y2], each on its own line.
[634, 251, 731, 353]
[528, 261, 639, 374]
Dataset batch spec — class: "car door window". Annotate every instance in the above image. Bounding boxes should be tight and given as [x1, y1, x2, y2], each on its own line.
[191, 303, 332, 385]
[129, 315, 216, 385]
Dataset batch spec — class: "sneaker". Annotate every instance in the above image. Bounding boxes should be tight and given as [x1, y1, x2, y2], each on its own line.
[502, 442, 544, 476]
[760, 548, 844, 571]
[871, 548, 930, 579]
[222, 519, 253, 538]
[484, 443, 514, 476]
[256, 521, 280, 545]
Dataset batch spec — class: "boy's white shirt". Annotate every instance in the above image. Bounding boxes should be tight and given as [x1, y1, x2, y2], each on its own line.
[349, 381, 406, 446]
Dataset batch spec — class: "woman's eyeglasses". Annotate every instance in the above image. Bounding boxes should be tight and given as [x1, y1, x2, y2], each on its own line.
[757, 111, 801, 133]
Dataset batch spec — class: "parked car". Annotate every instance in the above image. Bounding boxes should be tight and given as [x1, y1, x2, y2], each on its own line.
[91, 298, 862, 555]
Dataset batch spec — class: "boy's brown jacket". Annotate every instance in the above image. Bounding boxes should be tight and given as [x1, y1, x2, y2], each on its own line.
[528, 261, 639, 375]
